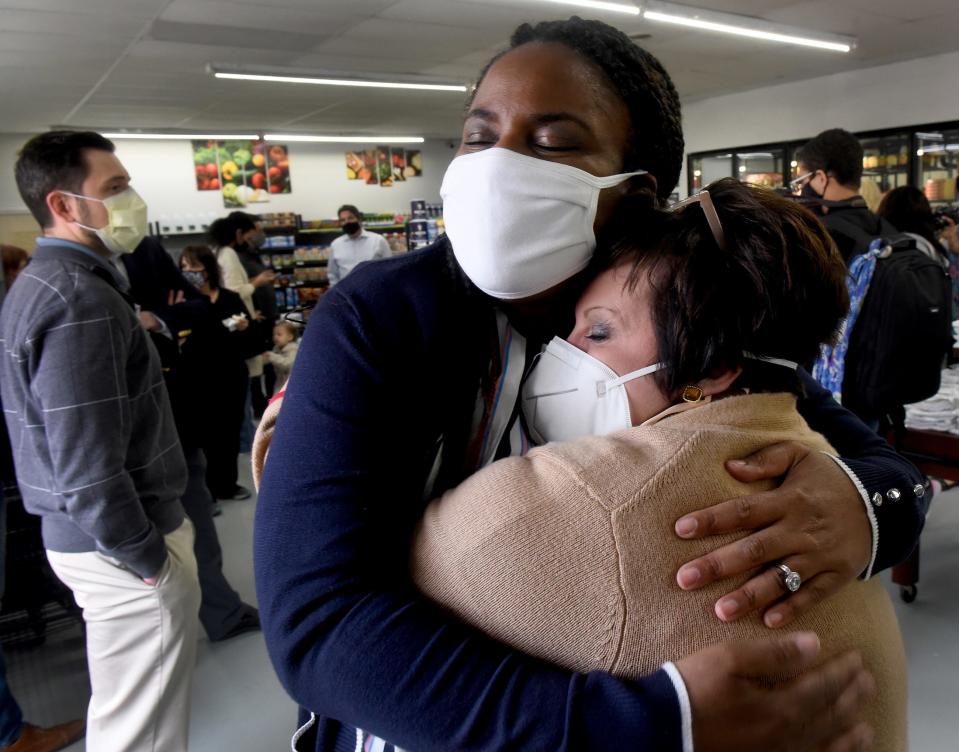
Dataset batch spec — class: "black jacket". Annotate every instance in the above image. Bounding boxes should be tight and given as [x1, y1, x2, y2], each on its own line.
[236, 245, 278, 323]
[820, 197, 898, 262]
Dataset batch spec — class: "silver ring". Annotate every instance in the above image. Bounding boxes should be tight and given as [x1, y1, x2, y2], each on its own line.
[777, 564, 802, 593]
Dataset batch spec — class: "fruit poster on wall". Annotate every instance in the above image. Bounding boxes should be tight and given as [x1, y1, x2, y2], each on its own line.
[265, 143, 292, 195]
[191, 139, 292, 207]
[192, 140, 222, 191]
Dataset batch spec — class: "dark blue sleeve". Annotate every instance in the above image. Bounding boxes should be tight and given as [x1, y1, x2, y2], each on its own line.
[253, 281, 683, 752]
[796, 369, 925, 573]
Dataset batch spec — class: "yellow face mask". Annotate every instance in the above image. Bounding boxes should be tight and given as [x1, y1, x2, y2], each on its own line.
[62, 187, 148, 254]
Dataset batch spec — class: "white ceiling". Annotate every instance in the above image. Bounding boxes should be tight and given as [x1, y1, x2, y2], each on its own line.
[1, 0, 958, 138]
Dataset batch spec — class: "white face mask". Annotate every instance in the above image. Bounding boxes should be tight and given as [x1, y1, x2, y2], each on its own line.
[522, 336, 664, 444]
[62, 187, 148, 255]
[440, 148, 646, 299]
[522, 340, 801, 445]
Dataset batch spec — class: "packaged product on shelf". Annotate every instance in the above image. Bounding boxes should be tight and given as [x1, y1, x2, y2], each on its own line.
[275, 290, 287, 309]
[408, 219, 430, 250]
[411, 200, 427, 219]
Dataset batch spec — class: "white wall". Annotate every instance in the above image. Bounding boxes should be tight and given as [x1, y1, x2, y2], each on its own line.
[678, 49, 959, 196]
[0, 134, 456, 223]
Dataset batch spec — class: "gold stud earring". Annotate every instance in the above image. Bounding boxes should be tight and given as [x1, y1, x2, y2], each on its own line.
[682, 385, 705, 403]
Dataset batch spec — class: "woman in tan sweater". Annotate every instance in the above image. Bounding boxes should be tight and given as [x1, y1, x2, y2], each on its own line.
[412, 180, 907, 750]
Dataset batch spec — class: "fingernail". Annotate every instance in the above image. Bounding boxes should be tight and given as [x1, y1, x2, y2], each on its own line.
[678, 566, 701, 588]
[717, 597, 739, 619]
[766, 611, 783, 627]
[793, 632, 820, 658]
[676, 517, 698, 537]
[728, 459, 748, 468]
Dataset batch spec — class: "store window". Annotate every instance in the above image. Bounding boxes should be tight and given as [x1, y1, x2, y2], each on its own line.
[916, 129, 959, 207]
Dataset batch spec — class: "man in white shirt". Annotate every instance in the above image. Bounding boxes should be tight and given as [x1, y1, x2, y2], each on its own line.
[328, 204, 391, 286]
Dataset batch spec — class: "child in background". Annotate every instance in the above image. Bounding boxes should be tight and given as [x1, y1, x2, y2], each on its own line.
[264, 321, 299, 393]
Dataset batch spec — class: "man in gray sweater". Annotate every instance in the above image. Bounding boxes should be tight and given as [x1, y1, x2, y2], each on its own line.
[0, 131, 200, 752]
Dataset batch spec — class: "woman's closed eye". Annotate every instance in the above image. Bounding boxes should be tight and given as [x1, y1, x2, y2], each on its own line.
[585, 323, 612, 343]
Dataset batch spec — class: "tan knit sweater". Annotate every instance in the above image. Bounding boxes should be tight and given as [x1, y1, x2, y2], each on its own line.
[412, 393, 907, 750]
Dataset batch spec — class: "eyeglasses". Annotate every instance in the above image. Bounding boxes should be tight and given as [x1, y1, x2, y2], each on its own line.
[671, 189, 727, 251]
[789, 171, 814, 192]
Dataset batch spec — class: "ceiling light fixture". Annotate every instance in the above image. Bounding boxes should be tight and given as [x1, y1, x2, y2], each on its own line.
[210, 67, 466, 93]
[265, 134, 425, 144]
[537, 0, 639, 14]
[642, 2, 855, 52]
[103, 132, 259, 140]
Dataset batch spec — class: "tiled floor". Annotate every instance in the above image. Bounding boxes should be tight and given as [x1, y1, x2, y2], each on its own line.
[4, 458, 958, 750]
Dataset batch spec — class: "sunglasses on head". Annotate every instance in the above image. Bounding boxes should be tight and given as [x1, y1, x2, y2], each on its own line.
[670, 189, 727, 251]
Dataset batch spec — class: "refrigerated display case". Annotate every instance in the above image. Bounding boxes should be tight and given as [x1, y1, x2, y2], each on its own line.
[689, 152, 734, 193]
[860, 131, 910, 193]
[916, 129, 959, 206]
[736, 148, 785, 189]
[687, 121, 959, 198]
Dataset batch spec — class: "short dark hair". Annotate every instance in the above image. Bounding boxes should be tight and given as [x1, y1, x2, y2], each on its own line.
[609, 178, 848, 397]
[471, 17, 684, 201]
[228, 210, 261, 226]
[208, 213, 257, 248]
[14, 130, 115, 228]
[337, 205, 361, 220]
[877, 186, 940, 247]
[181, 245, 221, 290]
[797, 128, 863, 189]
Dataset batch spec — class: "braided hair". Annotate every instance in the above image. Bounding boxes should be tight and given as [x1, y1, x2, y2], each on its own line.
[470, 16, 684, 201]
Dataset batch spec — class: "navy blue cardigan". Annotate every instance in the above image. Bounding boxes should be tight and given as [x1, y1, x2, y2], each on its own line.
[254, 239, 924, 752]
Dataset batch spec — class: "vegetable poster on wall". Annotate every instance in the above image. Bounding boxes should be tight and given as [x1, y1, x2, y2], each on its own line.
[376, 145, 393, 188]
[191, 139, 292, 207]
[404, 150, 422, 177]
[391, 149, 407, 183]
[344, 148, 422, 185]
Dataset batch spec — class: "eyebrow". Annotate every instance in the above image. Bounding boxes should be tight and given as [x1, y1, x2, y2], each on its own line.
[102, 174, 128, 186]
[464, 109, 593, 132]
[583, 305, 620, 317]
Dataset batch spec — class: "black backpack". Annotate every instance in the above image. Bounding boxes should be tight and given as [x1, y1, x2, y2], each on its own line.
[841, 234, 953, 420]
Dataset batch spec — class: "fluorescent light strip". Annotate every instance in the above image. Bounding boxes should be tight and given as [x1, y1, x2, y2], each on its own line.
[103, 132, 259, 140]
[214, 72, 466, 92]
[643, 10, 851, 52]
[538, 0, 639, 14]
[266, 134, 424, 144]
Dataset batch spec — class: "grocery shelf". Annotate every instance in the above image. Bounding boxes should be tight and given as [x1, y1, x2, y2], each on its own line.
[271, 260, 328, 269]
[299, 224, 407, 233]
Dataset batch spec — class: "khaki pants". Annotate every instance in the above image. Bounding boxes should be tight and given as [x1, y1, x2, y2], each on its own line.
[47, 520, 201, 752]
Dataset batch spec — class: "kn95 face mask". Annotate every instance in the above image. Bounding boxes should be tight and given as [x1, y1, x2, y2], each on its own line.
[522, 336, 664, 444]
[62, 187, 149, 255]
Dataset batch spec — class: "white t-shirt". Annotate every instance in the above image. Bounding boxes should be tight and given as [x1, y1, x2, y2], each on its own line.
[328, 230, 391, 285]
